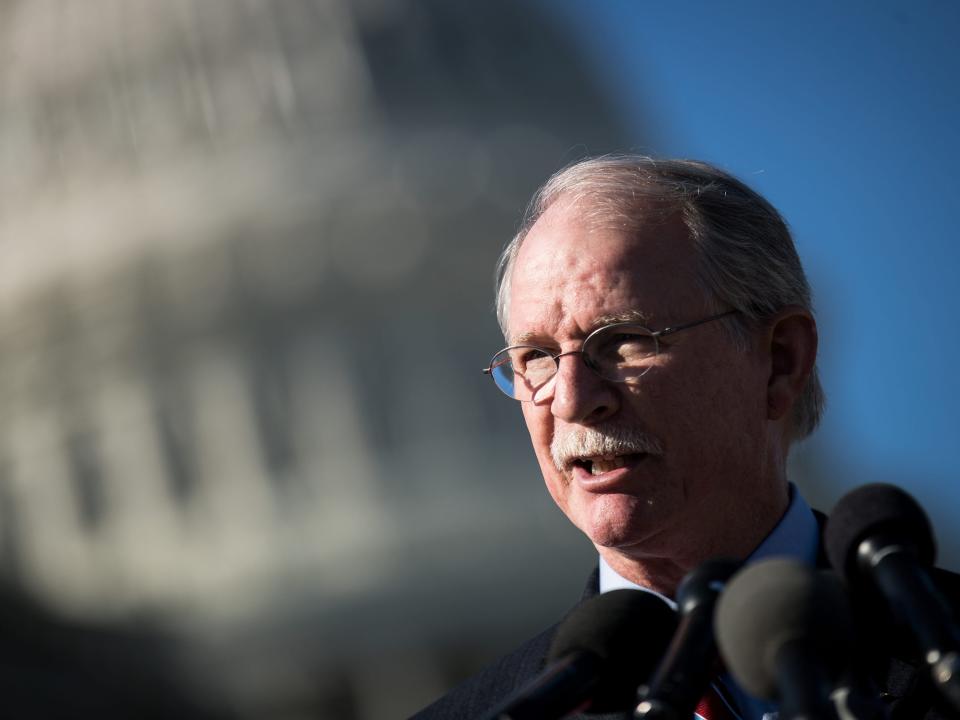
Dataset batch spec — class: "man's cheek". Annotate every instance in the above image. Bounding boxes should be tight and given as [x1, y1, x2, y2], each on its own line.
[542, 471, 569, 510]
[521, 406, 552, 445]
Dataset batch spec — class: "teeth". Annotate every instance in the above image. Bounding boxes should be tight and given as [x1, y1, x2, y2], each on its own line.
[588, 456, 627, 475]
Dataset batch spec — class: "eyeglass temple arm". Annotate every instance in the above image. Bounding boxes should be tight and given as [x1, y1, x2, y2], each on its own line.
[655, 309, 738, 337]
[483, 356, 514, 374]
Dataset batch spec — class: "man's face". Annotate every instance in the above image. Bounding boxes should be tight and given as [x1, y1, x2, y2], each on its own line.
[507, 199, 781, 567]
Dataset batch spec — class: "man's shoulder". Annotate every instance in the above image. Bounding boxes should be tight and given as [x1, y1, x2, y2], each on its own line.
[930, 565, 960, 603]
[412, 567, 600, 720]
[409, 621, 558, 720]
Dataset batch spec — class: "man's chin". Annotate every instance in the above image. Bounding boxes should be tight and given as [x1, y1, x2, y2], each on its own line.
[575, 497, 657, 549]
[585, 527, 646, 550]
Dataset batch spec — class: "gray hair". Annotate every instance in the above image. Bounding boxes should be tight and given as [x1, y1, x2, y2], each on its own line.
[495, 155, 825, 440]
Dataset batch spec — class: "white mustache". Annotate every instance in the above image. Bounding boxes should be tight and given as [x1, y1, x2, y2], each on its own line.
[551, 426, 664, 471]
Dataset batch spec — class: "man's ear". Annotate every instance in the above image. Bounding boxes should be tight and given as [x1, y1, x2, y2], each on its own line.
[765, 306, 818, 422]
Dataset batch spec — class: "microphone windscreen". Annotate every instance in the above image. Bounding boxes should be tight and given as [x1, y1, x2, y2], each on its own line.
[675, 557, 741, 613]
[714, 558, 853, 700]
[547, 589, 678, 713]
[824, 483, 935, 581]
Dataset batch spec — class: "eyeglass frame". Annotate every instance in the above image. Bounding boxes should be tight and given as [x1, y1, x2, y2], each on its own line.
[482, 309, 740, 401]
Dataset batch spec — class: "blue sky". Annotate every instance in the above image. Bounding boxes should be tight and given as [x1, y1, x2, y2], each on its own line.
[544, 1, 960, 564]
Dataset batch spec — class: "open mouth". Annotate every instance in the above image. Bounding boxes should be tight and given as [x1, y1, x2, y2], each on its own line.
[571, 453, 645, 476]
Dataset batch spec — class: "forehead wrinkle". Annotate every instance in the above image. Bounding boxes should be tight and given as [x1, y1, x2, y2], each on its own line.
[509, 295, 566, 345]
[508, 249, 593, 346]
[508, 200, 664, 345]
[510, 260, 650, 345]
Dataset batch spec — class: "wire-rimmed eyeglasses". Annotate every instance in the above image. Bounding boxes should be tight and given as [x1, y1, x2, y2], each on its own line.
[483, 310, 738, 401]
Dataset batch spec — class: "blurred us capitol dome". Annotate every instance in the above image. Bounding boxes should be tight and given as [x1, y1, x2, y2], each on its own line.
[0, 0, 633, 716]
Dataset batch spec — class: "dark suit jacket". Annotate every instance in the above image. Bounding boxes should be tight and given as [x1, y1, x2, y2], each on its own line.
[412, 562, 960, 720]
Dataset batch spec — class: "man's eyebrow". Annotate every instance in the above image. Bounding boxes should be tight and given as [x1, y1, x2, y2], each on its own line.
[511, 330, 543, 345]
[509, 309, 654, 345]
[592, 309, 653, 326]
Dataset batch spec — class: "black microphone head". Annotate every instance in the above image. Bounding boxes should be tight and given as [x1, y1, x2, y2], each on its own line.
[824, 483, 936, 582]
[675, 557, 741, 615]
[715, 558, 853, 700]
[547, 589, 678, 713]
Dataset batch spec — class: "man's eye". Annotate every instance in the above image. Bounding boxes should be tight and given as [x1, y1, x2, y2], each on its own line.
[595, 333, 656, 362]
[510, 348, 553, 372]
[523, 349, 552, 365]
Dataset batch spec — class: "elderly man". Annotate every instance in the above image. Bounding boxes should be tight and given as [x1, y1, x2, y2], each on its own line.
[414, 157, 942, 719]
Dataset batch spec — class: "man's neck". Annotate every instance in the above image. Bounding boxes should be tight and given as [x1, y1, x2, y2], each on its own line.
[598, 552, 689, 598]
[598, 483, 814, 597]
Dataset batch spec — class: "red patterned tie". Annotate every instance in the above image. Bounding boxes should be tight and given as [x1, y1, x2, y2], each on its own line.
[694, 682, 738, 720]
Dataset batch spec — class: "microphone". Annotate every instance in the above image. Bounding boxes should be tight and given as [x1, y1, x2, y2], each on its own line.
[487, 589, 678, 720]
[715, 557, 854, 720]
[634, 558, 741, 719]
[824, 483, 960, 713]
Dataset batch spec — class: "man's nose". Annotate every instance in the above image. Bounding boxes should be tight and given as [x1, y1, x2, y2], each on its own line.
[545, 352, 619, 425]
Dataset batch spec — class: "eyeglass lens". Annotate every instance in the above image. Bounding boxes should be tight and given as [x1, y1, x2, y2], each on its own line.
[489, 325, 659, 401]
